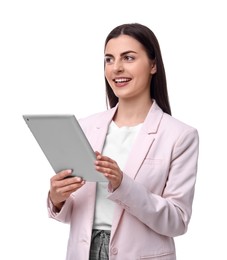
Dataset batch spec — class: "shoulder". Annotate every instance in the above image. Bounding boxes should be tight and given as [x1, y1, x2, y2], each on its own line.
[78, 111, 104, 125]
[161, 113, 199, 149]
[163, 113, 197, 133]
[148, 100, 198, 137]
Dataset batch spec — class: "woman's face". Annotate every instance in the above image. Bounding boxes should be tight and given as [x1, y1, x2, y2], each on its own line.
[104, 35, 156, 102]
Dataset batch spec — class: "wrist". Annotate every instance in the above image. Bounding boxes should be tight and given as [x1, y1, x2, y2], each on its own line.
[53, 201, 65, 212]
[49, 191, 65, 211]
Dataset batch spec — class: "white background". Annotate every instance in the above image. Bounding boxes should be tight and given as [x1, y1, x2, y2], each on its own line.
[0, 0, 226, 259]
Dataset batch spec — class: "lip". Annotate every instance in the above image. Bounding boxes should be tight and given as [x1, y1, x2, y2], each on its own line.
[113, 77, 131, 87]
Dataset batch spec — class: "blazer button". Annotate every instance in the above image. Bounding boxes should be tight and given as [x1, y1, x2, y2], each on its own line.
[111, 247, 118, 255]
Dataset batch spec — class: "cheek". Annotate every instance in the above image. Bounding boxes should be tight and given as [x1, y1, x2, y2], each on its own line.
[136, 67, 152, 85]
[104, 67, 114, 88]
[132, 62, 151, 78]
[104, 66, 111, 79]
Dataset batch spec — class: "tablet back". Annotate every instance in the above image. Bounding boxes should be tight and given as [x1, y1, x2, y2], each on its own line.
[23, 114, 107, 182]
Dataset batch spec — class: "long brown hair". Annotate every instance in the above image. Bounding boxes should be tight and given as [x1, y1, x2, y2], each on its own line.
[104, 23, 171, 115]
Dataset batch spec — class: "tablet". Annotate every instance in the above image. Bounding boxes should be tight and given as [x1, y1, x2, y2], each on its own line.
[23, 114, 107, 182]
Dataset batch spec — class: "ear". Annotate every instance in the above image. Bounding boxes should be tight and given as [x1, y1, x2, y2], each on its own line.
[150, 63, 157, 75]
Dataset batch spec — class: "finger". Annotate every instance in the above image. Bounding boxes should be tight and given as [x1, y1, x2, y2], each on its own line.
[58, 180, 85, 194]
[95, 151, 101, 157]
[53, 169, 73, 180]
[61, 176, 83, 187]
[95, 164, 116, 178]
[97, 155, 115, 163]
[95, 160, 117, 172]
[94, 152, 115, 163]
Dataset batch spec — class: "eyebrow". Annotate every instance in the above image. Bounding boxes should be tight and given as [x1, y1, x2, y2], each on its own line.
[104, 50, 137, 57]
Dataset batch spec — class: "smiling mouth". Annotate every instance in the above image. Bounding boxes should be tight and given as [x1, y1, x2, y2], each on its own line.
[113, 78, 131, 83]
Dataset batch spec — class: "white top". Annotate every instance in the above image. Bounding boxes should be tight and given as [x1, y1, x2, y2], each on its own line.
[92, 121, 142, 230]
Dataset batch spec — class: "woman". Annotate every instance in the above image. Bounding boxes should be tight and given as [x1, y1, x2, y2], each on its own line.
[48, 23, 199, 260]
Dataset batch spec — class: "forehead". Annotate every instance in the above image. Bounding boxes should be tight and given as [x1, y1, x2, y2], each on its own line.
[105, 35, 145, 54]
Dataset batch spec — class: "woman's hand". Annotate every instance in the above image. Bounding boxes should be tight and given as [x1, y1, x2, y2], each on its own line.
[95, 151, 123, 191]
[49, 169, 85, 210]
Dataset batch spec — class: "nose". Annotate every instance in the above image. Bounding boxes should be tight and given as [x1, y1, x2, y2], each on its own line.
[113, 59, 124, 73]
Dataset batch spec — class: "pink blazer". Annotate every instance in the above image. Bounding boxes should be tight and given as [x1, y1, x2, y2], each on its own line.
[48, 101, 199, 260]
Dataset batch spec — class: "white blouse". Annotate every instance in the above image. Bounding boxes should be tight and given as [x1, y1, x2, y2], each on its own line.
[92, 121, 142, 230]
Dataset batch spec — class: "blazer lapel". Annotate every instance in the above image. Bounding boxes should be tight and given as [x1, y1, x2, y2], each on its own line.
[123, 100, 164, 179]
[89, 106, 118, 153]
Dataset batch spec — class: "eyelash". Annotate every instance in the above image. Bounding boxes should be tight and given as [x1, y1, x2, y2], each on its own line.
[104, 57, 113, 64]
[124, 55, 134, 61]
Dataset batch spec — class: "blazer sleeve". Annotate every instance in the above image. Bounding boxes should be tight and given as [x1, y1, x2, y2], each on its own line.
[47, 192, 74, 223]
[108, 128, 199, 237]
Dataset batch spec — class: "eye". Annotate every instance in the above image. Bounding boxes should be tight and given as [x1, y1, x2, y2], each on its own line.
[104, 56, 114, 64]
[123, 55, 134, 62]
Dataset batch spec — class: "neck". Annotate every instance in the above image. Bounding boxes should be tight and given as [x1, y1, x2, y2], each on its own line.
[114, 99, 153, 127]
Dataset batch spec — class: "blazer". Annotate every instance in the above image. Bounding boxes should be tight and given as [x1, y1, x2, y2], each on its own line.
[47, 100, 199, 260]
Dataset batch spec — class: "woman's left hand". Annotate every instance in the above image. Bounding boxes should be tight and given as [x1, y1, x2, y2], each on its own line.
[94, 151, 123, 191]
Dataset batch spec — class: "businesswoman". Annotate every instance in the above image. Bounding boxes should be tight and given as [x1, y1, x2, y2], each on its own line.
[47, 23, 199, 260]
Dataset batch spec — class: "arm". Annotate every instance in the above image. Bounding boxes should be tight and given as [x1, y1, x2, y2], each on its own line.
[107, 128, 199, 237]
[47, 169, 86, 223]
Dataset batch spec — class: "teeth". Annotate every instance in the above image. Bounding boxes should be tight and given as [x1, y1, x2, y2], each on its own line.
[115, 78, 129, 83]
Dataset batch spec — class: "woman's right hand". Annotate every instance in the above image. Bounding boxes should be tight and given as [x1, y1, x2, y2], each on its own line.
[49, 169, 85, 210]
